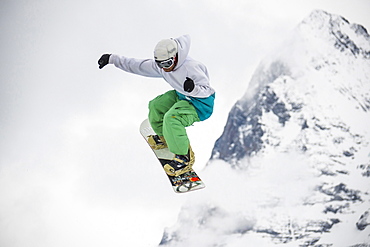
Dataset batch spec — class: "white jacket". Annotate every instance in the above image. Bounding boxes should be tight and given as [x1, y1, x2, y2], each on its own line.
[109, 35, 215, 98]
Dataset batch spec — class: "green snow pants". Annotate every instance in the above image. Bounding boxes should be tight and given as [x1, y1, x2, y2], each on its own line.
[148, 90, 200, 155]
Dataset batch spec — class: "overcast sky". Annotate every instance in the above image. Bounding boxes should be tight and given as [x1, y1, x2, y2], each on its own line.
[1, 0, 370, 246]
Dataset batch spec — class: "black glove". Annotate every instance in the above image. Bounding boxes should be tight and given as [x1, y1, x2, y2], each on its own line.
[184, 77, 195, 93]
[98, 54, 111, 69]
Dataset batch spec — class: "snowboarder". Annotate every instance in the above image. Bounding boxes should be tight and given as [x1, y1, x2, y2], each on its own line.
[98, 34, 215, 176]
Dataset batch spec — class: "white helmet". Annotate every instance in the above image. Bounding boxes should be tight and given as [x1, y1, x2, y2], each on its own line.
[154, 38, 178, 61]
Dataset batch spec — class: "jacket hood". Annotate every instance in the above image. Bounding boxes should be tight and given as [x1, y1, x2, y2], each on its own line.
[174, 34, 191, 69]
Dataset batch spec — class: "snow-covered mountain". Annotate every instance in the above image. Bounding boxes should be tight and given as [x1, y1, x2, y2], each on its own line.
[159, 10, 370, 247]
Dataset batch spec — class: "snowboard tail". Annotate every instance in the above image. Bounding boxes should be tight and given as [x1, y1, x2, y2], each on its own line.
[140, 119, 205, 193]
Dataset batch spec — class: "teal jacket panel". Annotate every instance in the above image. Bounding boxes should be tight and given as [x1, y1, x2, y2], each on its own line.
[176, 92, 215, 121]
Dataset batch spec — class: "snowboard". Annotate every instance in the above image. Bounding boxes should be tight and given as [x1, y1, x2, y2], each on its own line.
[139, 119, 205, 193]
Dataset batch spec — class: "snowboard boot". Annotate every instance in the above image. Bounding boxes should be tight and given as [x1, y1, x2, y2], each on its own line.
[148, 135, 167, 150]
[164, 146, 195, 176]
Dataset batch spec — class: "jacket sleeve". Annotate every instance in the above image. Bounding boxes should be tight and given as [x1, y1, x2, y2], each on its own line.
[187, 62, 215, 98]
[109, 54, 162, 78]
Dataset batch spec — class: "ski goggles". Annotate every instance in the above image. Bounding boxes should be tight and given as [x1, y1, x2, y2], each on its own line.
[155, 57, 175, 69]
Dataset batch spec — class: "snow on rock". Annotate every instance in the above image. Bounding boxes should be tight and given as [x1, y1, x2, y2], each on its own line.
[159, 10, 370, 247]
[357, 209, 370, 231]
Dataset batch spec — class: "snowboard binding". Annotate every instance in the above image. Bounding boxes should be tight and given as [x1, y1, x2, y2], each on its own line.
[164, 146, 195, 176]
[148, 135, 167, 150]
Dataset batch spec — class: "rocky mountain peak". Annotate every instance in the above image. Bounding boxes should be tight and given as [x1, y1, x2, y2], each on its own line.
[159, 10, 370, 247]
[211, 9, 370, 166]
